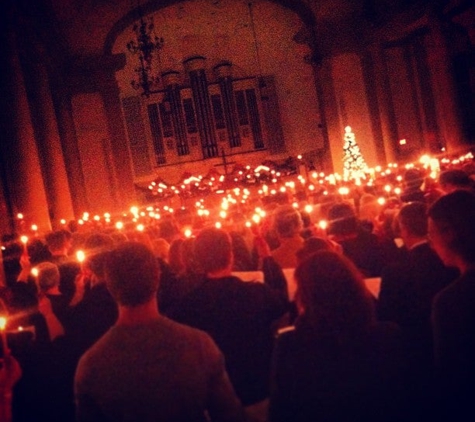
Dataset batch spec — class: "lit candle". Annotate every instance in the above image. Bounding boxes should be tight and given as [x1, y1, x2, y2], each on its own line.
[76, 250, 86, 264]
[20, 235, 29, 256]
[0, 316, 9, 356]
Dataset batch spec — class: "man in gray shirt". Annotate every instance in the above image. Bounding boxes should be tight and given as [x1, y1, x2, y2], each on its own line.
[74, 241, 245, 422]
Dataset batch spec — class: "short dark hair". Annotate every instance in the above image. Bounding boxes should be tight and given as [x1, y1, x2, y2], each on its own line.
[439, 169, 472, 190]
[45, 230, 70, 251]
[194, 228, 232, 274]
[273, 205, 303, 238]
[397, 201, 427, 237]
[327, 202, 358, 236]
[404, 168, 424, 189]
[428, 190, 475, 264]
[296, 236, 332, 263]
[105, 242, 160, 306]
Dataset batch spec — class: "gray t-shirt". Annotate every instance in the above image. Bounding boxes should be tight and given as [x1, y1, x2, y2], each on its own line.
[75, 316, 245, 422]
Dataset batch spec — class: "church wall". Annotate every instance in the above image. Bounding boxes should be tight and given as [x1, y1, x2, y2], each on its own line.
[71, 94, 118, 215]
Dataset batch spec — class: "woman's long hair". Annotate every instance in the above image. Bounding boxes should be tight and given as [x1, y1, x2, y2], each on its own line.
[294, 250, 375, 339]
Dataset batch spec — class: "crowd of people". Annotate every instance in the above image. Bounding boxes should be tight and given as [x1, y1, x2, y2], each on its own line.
[0, 159, 475, 422]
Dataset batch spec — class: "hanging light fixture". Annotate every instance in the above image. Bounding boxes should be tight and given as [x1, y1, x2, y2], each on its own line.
[126, 4, 164, 97]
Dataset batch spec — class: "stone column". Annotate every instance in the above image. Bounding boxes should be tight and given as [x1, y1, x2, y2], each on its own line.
[22, 44, 75, 228]
[50, 82, 90, 217]
[2, 23, 51, 234]
[98, 55, 137, 209]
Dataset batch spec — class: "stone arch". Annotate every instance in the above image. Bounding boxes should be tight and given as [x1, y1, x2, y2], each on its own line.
[103, 0, 319, 60]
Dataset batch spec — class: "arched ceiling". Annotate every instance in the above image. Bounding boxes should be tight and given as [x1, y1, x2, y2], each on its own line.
[43, 0, 369, 57]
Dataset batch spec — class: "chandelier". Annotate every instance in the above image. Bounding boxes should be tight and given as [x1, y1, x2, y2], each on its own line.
[126, 11, 164, 97]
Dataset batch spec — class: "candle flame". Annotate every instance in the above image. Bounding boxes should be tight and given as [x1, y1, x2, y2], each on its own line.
[76, 250, 86, 263]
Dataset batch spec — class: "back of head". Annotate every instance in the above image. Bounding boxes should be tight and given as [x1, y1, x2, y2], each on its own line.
[439, 169, 472, 193]
[152, 238, 170, 261]
[194, 228, 232, 274]
[105, 242, 160, 307]
[296, 236, 332, 263]
[84, 233, 115, 252]
[397, 201, 428, 238]
[168, 238, 185, 274]
[327, 202, 358, 237]
[83, 233, 116, 280]
[428, 190, 475, 264]
[273, 205, 303, 238]
[159, 218, 180, 242]
[404, 168, 424, 189]
[36, 261, 60, 292]
[45, 230, 70, 253]
[294, 251, 374, 334]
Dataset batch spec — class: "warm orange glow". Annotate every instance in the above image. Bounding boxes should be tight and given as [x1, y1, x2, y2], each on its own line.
[76, 250, 86, 263]
[20, 235, 28, 244]
[31, 267, 39, 277]
[0, 317, 7, 331]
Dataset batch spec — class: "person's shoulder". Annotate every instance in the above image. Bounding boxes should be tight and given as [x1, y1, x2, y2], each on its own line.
[434, 272, 475, 308]
[76, 329, 114, 371]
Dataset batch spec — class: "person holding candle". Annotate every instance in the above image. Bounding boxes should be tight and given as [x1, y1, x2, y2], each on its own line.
[45, 230, 80, 303]
[75, 241, 245, 422]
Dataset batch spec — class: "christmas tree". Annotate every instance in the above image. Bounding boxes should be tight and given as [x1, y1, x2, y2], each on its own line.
[342, 126, 368, 181]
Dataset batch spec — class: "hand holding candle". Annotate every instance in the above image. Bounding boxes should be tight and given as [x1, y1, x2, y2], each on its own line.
[20, 235, 28, 257]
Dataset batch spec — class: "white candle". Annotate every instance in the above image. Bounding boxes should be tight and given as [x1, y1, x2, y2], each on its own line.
[0, 316, 9, 355]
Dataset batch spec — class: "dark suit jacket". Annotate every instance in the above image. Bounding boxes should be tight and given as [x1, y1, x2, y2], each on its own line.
[378, 243, 456, 326]
[269, 320, 407, 422]
[168, 257, 288, 406]
[378, 242, 457, 375]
